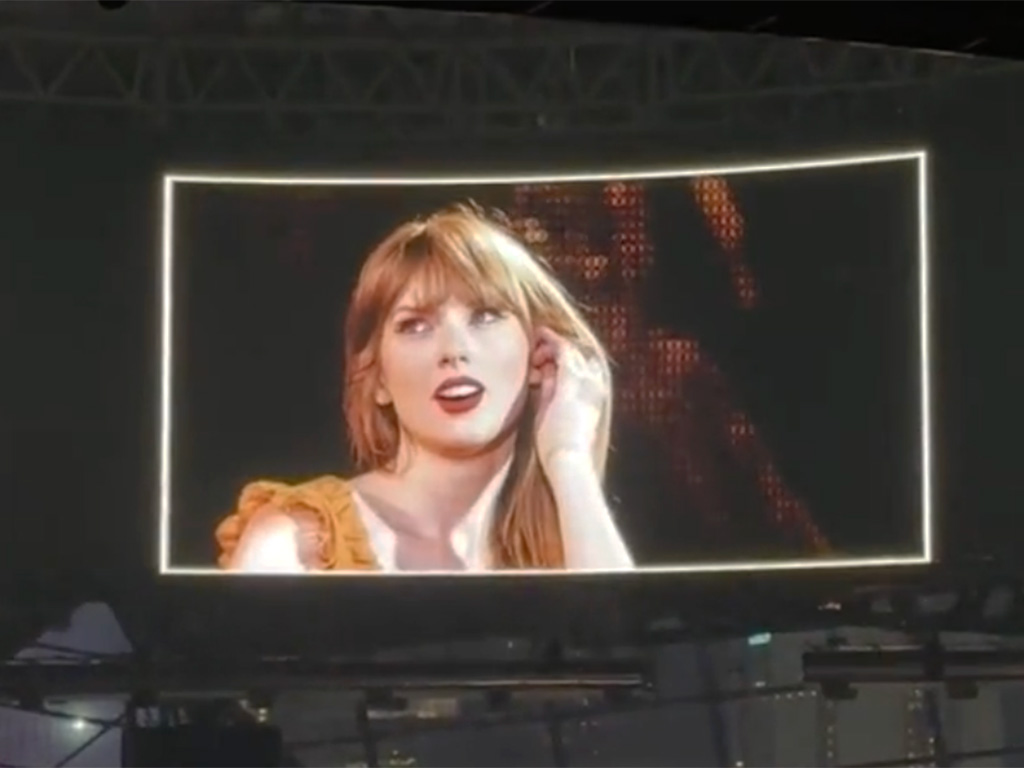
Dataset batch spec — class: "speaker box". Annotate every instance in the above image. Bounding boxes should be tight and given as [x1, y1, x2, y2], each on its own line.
[121, 724, 284, 767]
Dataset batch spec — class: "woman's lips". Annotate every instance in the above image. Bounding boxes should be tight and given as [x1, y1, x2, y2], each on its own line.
[434, 377, 485, 415]
[435, 389, 484, 415]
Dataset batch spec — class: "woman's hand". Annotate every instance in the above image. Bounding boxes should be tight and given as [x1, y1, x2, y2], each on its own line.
[530, 328, 633, 570]
[531, 327, 609, 477]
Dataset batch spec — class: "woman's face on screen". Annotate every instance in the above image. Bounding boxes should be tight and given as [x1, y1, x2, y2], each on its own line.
[376, 283, 532, 459]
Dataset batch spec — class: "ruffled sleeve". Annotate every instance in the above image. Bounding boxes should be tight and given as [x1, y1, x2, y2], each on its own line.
[214, 476, 379, 571]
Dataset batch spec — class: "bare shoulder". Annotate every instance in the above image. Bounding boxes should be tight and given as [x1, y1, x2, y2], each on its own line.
[217, 473, 358, 572]
[227, 505, 322, 573]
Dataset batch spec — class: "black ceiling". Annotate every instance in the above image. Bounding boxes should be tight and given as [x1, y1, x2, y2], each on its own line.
[327, 1, 1024, 61]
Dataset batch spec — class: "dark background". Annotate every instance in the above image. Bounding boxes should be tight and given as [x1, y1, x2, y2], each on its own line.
[169, 162, 920, 569]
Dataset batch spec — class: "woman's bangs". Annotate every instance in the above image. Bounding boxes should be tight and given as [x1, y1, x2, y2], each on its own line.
[398, 237, 525, 318]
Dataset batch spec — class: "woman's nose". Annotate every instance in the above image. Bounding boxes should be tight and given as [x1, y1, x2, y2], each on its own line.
[437, 320, 471, 367]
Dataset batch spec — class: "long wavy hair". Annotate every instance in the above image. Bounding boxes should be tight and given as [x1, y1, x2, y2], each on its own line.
[343, 203, 612, 569]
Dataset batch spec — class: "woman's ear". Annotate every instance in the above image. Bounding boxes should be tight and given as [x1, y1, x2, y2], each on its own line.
[528, 332, 546, 386]
[374, 384, 392, 406]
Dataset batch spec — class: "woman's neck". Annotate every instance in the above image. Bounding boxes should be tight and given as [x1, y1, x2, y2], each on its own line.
[362, 438, 515, 540]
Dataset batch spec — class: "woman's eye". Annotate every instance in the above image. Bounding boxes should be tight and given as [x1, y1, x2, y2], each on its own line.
[472, 308, 504, 325]
[396, 317, 428, 334]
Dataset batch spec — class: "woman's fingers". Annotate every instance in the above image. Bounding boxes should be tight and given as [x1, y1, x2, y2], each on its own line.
[533, 327, 606, 391]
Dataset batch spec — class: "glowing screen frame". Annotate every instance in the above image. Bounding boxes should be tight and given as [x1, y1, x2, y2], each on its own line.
[158, 149, 932, 576]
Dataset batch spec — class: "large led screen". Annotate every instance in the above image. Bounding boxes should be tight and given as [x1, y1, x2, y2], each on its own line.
[159, 151, 931, 575]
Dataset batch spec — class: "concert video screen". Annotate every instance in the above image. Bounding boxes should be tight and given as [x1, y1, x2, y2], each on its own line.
[160, 151, 930, 575]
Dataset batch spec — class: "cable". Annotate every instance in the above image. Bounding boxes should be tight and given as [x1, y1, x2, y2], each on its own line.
[52, 714, 125, 768]
[0, 703, 118, 730]
[20, 641, 128, 661]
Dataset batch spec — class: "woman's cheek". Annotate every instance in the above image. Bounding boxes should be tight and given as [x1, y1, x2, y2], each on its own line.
[384, 337, 433, 380]
[487, 324, 531, 372]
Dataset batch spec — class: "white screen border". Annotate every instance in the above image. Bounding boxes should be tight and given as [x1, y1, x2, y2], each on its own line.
[158, 149, 933, 576]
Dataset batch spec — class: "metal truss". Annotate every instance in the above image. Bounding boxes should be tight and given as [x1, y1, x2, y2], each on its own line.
[0, 22, 1019, 139]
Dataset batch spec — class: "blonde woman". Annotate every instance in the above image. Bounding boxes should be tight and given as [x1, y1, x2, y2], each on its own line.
[215, 204, 634, 573]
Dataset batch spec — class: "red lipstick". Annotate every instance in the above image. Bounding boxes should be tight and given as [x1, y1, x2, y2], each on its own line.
[434, 376, 485, 415]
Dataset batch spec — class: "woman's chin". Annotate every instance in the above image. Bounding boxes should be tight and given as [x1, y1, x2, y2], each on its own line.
[425, 431, 510, 460]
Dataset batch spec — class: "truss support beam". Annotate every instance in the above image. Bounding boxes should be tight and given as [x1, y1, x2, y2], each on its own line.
[0, 27, 1016, 139]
